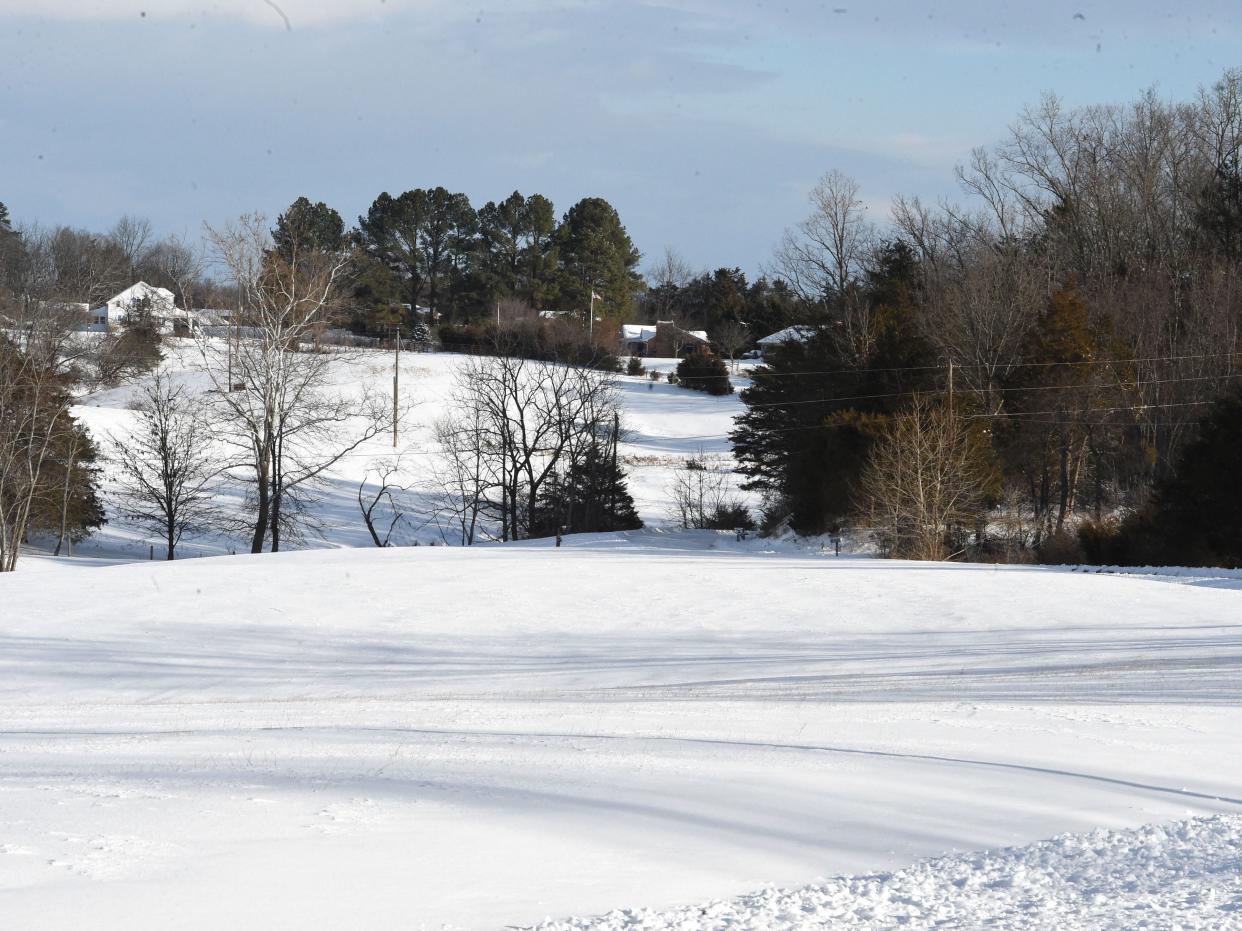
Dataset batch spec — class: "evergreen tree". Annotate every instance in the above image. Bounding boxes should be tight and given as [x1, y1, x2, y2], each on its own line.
[676, 348, 733, 395]
[272, 197, 345, 261]
[1113, 384, 1242, 567]
[1195, 166, 1242, 262]
[0, 338, 105, 556]
[346, 252, 405, 335]
[998, 280, 1130, 540]
[0, 201, 24, 307]
[423, 187, 477, 322]
[742, 276, 805, 338]
[357, 190, 430, 323]
[530, 441, 642, 537]
[477, 191, 559, 307]
[28, 415, 106, 554]
[731, 240, 937, 533]
[555, 197, 643, 319]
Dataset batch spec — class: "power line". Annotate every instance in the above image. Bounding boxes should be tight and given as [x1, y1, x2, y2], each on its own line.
[739, 371, 1239, 410]
[734, 349, 1242, 380]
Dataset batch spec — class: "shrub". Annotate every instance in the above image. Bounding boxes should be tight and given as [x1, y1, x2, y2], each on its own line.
[436, 320, 619, 371]
[1077, 518, 1120, 565]
[707, 502, 756, 531]
[676, 348, 733, 395]
[626, 356, 644, 377]
[1036, 530, 1083, 565]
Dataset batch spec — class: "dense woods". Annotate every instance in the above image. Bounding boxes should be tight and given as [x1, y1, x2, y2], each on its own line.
[729, 71, 1242, 565]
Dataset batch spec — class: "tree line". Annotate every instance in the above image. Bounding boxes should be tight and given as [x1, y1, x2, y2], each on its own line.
[732, 69, 1242, 566]
[277, 190, 645, 335]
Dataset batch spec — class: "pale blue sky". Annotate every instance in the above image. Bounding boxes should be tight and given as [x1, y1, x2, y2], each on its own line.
[1, 1, 1239, 273]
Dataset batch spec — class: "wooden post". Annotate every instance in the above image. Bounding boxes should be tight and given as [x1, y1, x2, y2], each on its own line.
[393, 326, 400, 449]
[610, 410, 619, 525]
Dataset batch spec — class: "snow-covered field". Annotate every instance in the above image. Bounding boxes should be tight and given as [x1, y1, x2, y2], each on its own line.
[61, 342, 755, 558]
[3, 535, 1241, 928]
[4, 343, 1241, 928]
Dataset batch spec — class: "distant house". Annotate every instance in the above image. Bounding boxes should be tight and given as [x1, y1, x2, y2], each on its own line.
[89, 282, 193, 334]
[756, 325, 818, 350]
[191, 307, 233, 326]
[621, 321, 709, 357]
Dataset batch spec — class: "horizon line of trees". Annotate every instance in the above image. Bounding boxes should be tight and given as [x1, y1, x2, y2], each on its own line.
[731, 67, 1242, 567]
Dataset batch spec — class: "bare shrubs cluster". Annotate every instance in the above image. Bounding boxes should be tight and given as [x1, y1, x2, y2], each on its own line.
[668, 453, 754, 530]
[855, 397, 994, 560]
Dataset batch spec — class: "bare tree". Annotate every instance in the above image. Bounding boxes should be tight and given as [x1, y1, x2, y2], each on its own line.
[448, 348, 619, 541]
[643, 246, 695, 322]
[856, 396, 992, 560]
[110, 372, 224, 559]
[711, 319, 750, 370]
[197, 214, 389, 553]
[430, 408, 497, 546]
[109, 215, 154, 281]
[667, 452, 749, 529]
[45, 226, 129, 306]
[774, 170, 876, 363]
[357, 458, 413, 548]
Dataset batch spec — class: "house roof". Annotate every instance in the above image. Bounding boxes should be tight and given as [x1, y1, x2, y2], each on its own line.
[94, 281, 176, 313]
[621, 324, 657, 342]
[621, 323, 710, 343]
[757, 325, 818, 346]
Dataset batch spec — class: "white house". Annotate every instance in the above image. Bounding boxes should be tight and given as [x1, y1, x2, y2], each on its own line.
[89, 282, 192, 334]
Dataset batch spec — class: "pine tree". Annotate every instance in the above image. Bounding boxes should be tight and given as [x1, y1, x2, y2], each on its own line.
[1114, 384, 1242, 567]
[530, 442, 642, 537]
[730, 240, 937, 533]
[272, 197, 345, 261]
[676, 348, 733, 395]
[555, 197, 643, 319]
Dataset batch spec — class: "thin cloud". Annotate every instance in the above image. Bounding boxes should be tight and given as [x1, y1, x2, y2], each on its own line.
[0, 0, 451, 27]
[0, 0, 604, 27]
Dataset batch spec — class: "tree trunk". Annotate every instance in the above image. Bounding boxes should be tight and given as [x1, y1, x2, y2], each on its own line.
[250, 450, 270, 554]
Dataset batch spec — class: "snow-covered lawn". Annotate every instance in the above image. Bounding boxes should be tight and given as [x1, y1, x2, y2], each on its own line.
[2, 533, 1241, 928]
[62, 343, 756, 559]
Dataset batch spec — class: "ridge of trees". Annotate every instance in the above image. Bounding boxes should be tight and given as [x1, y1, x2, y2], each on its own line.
[731, 69, 1242, 565]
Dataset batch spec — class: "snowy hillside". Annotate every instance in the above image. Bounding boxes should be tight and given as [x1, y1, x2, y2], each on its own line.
[63, 342, 756, 559]
[3, 534, 1241, 928]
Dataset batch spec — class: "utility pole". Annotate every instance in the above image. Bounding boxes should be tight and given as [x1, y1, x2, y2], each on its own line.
[610, 410, 619, 525]
[393, 326, 400, 449]
[589, 290, 596, 341]
[496, 298, 500, 327]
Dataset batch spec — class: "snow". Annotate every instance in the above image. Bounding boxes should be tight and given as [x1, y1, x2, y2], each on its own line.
[529, 816, 1242, 929]
[2, 536, 1241, 928]
[5, 342, 1241, 928]
[59, 343, 756, 558]
[756, 325, 818, 347]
